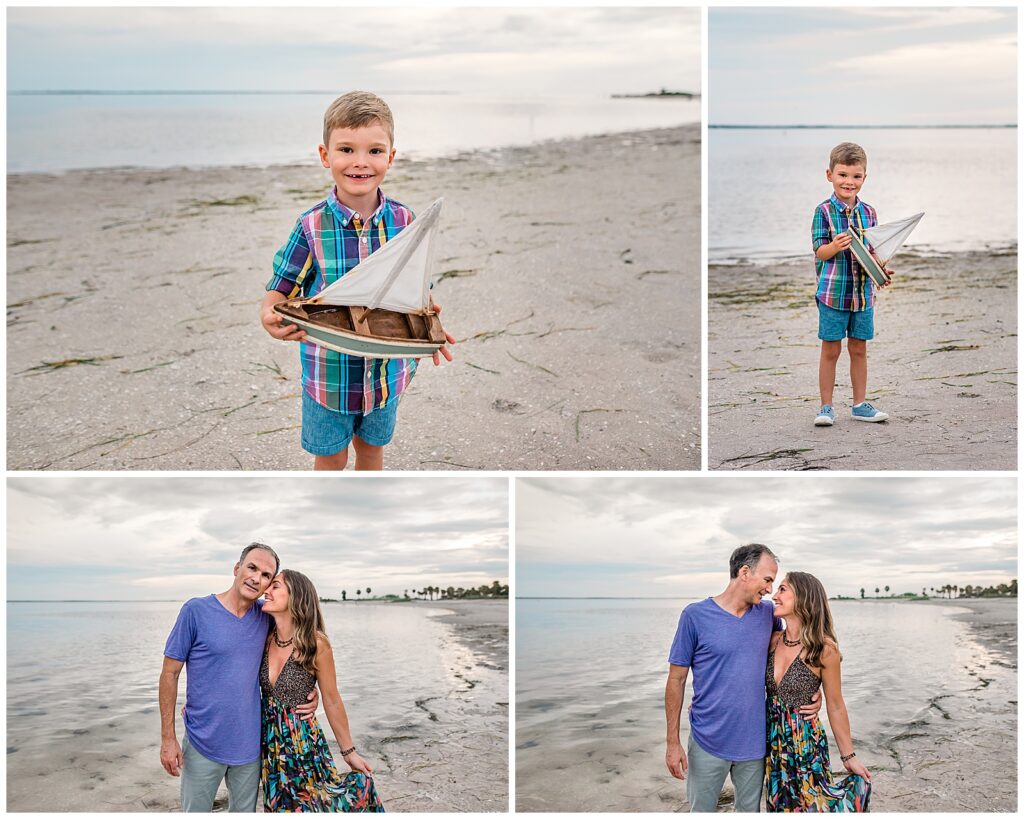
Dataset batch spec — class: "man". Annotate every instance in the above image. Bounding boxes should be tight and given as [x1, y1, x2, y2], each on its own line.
[159, 542, 317, 811]
[664, 544, 819, 812]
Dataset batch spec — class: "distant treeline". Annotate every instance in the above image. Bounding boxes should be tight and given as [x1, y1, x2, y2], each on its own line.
[837, 580, 1018, 600]
[320, 580, 508, 603]
[612, 89, 698, 99]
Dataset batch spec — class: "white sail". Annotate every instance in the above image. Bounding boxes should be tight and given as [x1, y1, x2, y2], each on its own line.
[860, 212, 924, 266]
[314, 198, 443, 314]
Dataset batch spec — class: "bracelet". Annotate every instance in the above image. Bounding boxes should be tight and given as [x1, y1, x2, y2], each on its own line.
[840, 752, 856, 762]
[341, 746, 356, 757]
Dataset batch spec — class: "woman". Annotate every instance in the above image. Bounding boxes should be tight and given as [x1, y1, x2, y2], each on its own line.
[766, 572, 871, 812]
[260, 569, 385, 812]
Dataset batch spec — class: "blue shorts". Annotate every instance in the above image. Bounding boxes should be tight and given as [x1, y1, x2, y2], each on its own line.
[301, 391, 400, 456]
[817, 300, 874, 341]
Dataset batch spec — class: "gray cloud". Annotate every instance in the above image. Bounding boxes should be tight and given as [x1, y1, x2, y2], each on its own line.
[8, 477, 507, 600]
[518, 477, 1016, 598]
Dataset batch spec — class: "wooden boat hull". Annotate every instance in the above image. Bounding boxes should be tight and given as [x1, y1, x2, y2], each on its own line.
[274, 301, 446, 360]
[846, 229, 890, 288]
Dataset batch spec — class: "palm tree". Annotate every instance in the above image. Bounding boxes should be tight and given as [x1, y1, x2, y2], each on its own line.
[341, 590, 347, 601]
[874, 587, 879, 596]
[884, 585, 890, 596]
[356, 589, 362, 599]
[366, 587, 372, 598]
[859, 588, 865, 599]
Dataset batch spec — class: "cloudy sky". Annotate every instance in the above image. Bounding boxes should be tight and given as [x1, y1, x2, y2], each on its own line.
[8, 477, 507, 601]
[517, 477, 1017, 598]
[710, 7, 1016, 125]
[7, 7, 700, 96]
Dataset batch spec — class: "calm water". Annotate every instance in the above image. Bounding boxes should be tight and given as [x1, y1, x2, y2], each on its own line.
[709, 128, 1017, 263]
[7, 93, 700, 173]
[7, 601, 505, 784]
[516, 597, 1016, 811]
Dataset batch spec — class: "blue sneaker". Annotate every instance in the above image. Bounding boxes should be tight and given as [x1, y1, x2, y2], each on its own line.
[814, 405, 835, 426]
[851, 402, 889, 422]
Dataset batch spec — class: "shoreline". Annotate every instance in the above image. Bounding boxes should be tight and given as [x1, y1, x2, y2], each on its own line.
[6, 600, 509, 813]
[875, 598, 1017, 812]
[516, 598, 1017, 813]
[709, 250, 1017, 470]
[8, 121, 702, 180]
[8, 125, 700, 471]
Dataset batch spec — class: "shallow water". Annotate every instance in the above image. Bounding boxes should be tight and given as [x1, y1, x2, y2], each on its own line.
[709, 128, 1017, 262]
[7, 600, 508, 811]
[516, 598, 1016, 811]
[8, 93, 700, 173]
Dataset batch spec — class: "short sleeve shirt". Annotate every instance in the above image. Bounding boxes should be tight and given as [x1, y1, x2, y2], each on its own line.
[668, 598, 777, 761]
[267, 187, 417, 415]
[164, 595, 271, 765]
[812, 193, 878, 312]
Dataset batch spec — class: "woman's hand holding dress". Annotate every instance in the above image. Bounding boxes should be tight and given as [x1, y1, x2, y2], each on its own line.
[844, 756, 871, 780]
[344, 751, 373, 775]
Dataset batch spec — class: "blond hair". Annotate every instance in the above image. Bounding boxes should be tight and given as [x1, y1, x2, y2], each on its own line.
[785, 571, 840, 669]
[323, 91, 394, 148]
[829, 142, 867, 171]
[278, 569, 330, 676]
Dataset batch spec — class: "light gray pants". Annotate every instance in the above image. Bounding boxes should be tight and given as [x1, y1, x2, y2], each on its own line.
[686, 734, 765, 813]
[180, 733, 261, 812]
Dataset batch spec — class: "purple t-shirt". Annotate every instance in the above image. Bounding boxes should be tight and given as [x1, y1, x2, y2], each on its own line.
[164, 595, 271, 765]
[668, 598, 777, 761]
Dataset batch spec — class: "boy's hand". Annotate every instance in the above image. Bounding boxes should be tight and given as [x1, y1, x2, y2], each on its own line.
[429, 301, 456, 367]
[832, 234, 852, 251]
[261, 300, 307, 342]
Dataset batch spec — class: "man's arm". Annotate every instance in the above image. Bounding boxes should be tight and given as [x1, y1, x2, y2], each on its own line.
[159, 657, 185, 776]
[665, 664, 690, 780]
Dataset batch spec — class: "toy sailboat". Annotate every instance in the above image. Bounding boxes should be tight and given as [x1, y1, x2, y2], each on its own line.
[274, 198, 448, 359]
[846, 212, 924, 288]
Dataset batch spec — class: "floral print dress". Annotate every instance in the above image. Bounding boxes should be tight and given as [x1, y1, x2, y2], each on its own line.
[260, 645, 385, 812]
[765, 643, 871, 812]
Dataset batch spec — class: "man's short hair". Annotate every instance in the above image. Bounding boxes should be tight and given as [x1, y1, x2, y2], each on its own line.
[238, 542, 280, 575]
[323, 91, 395, 148]
[829, 142, 867, 171]
[729, 543, 778, 578]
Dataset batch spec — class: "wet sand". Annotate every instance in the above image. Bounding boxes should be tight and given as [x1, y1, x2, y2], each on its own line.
[875, 599, 1017, 812]
[5, 600, 509, 812]
[709, 250, 1017, 470]
[516, 598, 1016, 812]
[7, 126, 700, 471]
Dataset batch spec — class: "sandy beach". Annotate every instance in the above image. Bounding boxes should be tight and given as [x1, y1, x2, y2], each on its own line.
[516, 597, 1016, 812]
[874, 598, 1017, 812]
[6, 600, 509, 812]
[709, 249, 1017, 470]
[7, 126, 700, 470]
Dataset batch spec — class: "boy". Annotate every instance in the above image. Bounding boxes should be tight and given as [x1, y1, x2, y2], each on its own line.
[811, 142, 889, 427]
[260, 91, 453, 469]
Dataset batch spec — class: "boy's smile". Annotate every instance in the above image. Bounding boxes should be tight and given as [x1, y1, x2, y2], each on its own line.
[826, 162, 866, 207]
[319, 122, 396, 214]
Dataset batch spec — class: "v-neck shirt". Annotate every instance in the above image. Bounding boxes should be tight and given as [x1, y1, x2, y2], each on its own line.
[164, 594, 272, 765]
[668, 597, 779, 761]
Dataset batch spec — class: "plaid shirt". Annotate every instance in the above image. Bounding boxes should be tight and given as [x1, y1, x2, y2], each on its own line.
[267, 188, 417, 415]
[812, 193, 878, 312]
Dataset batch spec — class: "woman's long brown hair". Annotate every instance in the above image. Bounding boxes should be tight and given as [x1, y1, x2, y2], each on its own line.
[279, 569, 330, 676]
[786, 571, 840, 669]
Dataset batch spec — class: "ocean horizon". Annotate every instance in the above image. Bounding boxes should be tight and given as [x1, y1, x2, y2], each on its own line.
[710, 126, 1017, 263]
[7, 91, 699, 174]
